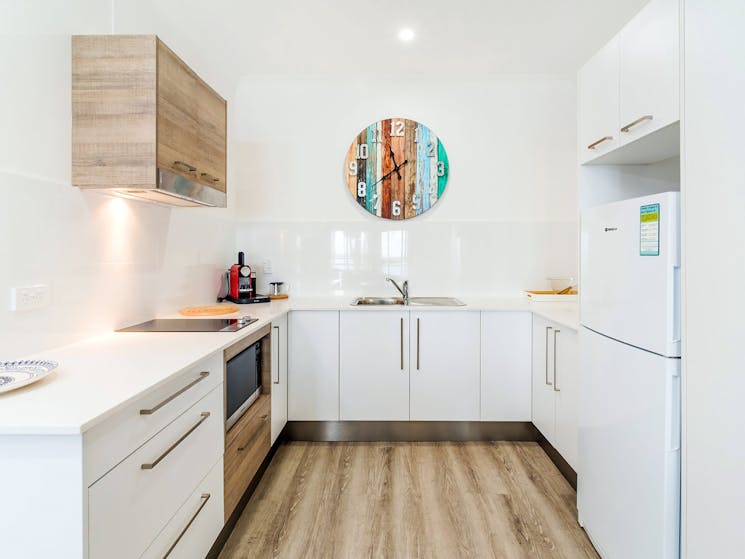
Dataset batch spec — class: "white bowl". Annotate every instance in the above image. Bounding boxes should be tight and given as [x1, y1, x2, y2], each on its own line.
[548, 277, 576, 291]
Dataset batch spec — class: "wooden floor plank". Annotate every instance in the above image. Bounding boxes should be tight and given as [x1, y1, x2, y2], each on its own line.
[219, 441, 598, 559]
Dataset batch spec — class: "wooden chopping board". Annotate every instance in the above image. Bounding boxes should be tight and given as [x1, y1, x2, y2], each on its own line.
[179, 305, 239, 316]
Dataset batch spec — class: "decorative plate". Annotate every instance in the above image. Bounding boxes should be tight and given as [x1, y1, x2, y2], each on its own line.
[0, 360, 58, 394]
[343, 118, 449, 219]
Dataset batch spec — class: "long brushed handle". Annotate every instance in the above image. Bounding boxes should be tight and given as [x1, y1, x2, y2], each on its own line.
[553, 330, 561, 392]
[620, 114, 653, 133]
[587, 136, 613, 150]
[237, 414, 269, 451]
[173, 160, 197, 173]
[416, 318, 420, 370]
[545, 326, 553, 385]
[273, 326, 280, 384]
[162, 493, 211, 558]
[400, 317, 404, 370]
[141, 412, 210, 469]
[140, 372, 209, 415]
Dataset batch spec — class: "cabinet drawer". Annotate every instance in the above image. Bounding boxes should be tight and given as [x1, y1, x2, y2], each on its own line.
[88, 386, 223, 559]
[141, 457, 224, 559]
[224, 394, 270, 520]
[84, 352, 222, 485]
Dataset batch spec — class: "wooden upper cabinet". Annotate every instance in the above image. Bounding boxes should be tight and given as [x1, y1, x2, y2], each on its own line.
[72, 35, 227, 207]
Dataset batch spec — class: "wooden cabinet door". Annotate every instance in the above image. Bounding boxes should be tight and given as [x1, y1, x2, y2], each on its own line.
[156, 40, 199, 182]
[410, 311, 480, 421]
[553, 327, 579, 470]
[619, 0, 680, 145]
[271, 313, 288, 443]
[195, 79, 226, 191]
[481, 312, 532, 421]
[340, 311, 409, 420]
[578, 35, 620, 163]
[532, 315, 556, 441]
[288, 311, 339, 421]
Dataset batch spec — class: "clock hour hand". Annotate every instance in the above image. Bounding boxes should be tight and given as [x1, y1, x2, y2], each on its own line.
[389, 148, 403, 179]
[372, 160, 408, 188]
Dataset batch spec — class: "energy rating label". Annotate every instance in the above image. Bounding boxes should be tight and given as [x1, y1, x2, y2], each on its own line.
[640, 203, 660, 256]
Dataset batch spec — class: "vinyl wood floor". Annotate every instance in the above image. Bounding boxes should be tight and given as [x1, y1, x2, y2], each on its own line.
[219, 441, 598, 559]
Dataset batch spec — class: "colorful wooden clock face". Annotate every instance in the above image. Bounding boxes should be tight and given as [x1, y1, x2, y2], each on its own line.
[344, 118, 449, 219]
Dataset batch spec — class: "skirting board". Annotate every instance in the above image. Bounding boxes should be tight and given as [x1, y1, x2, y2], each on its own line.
[284, 420, 539, 443]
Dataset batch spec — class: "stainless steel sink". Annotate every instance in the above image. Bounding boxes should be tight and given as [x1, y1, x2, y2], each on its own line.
[351, 296, 404, 306]
[408, 297, 466, 306]
[350, 296, 465, 306]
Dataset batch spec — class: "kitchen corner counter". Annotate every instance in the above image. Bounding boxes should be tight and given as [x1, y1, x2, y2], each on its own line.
[0, 296, 577, 436]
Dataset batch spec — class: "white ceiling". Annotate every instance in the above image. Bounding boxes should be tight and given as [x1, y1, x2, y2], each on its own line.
[151, 0, 646, 75]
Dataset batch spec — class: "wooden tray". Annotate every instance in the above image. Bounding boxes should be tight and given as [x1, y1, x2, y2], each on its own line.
[179, 305, 239, 316]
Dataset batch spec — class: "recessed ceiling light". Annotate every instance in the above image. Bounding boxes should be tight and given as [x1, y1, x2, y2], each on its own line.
[398, 28, 415, 42]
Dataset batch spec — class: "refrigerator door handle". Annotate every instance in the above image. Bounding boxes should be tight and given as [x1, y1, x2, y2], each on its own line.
[545, 326, 553, 385]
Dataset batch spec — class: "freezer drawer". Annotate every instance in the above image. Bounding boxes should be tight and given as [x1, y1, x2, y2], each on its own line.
[580, 191, 680, 357]
[578, 327, 680, 559]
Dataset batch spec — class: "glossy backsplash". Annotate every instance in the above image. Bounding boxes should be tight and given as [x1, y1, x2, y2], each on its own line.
[236, 220, 577, 297]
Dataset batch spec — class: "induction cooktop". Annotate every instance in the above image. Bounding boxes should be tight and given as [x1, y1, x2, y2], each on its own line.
[116, 317, 258, 333]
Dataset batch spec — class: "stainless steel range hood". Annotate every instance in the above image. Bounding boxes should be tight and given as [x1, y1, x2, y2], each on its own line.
[114, 169, 227, 207]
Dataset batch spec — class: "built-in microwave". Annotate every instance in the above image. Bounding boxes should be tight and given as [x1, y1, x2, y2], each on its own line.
[225, 339, 262, 430]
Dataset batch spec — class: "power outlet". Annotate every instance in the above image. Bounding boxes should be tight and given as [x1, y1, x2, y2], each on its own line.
[263, 258, 273, 275]
[10, 285, 50, 311]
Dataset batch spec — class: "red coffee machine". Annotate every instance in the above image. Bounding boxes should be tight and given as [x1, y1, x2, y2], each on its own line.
[219, 252, 270, 304]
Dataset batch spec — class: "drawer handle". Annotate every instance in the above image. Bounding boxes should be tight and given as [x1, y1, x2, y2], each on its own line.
[141, 412, 210, 470]
[140, 372, 209, 415]
[620, 115, 653, 133]
[173, 160, 197, 173]
[587, 136, 613, 150]
[162, 493, 211, 558]
[200, 172, 220, 183]
[237, 415, 269, 452]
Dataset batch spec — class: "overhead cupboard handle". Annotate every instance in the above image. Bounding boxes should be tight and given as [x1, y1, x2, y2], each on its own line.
[140, 371, 209, 415]
[141, 412, 210, 469]
[545, 326, 553, 385]
[173, 160, 197, 173]
[553, 330, 561, 392]
[620, 115, 653, 133]
[162, 493, 211, 558]
[587, 136, 614, 150]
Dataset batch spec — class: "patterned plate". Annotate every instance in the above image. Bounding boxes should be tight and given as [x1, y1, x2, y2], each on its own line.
[0, 360, 58, 394]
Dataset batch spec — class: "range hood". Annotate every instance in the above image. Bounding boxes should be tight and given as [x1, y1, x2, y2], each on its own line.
[113, 169, 227, 208]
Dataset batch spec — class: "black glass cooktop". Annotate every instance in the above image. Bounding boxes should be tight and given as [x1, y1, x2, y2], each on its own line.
[116, 317, 258, 333]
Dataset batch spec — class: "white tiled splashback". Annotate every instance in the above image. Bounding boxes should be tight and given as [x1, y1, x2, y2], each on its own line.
[236, 220, 577, 297]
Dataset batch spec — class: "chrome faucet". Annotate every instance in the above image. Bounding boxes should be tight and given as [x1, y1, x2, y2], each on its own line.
[386, 277, 409, 305]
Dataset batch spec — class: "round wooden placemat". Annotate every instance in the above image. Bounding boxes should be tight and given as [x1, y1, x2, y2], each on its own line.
[179, 305, 239, 316]
[269, 294, 289, 300]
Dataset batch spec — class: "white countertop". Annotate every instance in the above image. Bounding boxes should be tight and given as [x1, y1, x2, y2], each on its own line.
[0, 296, 576, 436]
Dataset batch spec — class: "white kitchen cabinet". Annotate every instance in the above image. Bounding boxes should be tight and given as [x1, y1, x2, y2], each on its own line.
[288, 311, 340, 421]
[410, 311, 480, 421]
[481, 312, 532, 421]
[340, 311, 409, 420]
[532, 315, 579, 469]
[578, 35, 620, 163]
[552, 327, 579, 469]
[618, 0, 679, 145]
[532, 315, 556, 440]
[271, 313, 288, 443]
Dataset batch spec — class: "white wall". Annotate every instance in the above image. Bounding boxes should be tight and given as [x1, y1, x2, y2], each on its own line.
[232, 75, 579, 296]
[682, 0, 745, 556]
[0, 1, 236, 356]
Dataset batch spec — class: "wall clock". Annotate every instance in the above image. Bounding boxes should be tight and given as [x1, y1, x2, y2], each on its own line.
[344, 118, 449, 219]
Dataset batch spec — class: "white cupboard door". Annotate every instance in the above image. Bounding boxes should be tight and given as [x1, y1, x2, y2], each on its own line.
[340, 311, 409, 420]
[553, 327, 579, 470]
[619, 0, 680, 145]
[578, 35, 620, 163]
[531, 315, 555, 441]
[481, 312, 532, 421]
[288, 311, 340, 421]
[410, 312, 480, 421]
[271, 313, 288, 443]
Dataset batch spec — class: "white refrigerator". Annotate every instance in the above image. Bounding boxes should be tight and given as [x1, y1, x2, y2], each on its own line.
[578, 192, 681, 559]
